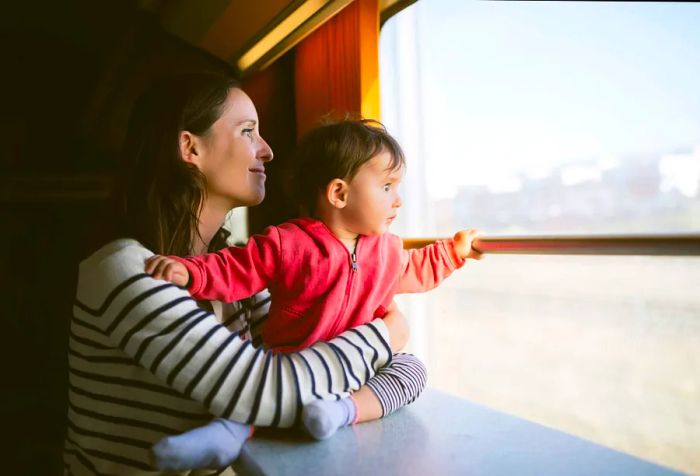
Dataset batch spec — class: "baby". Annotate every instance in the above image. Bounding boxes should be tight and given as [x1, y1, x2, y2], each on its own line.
[146, 119, 482, 471]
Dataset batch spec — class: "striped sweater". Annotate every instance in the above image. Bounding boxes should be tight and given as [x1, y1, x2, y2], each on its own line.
[64, 239, 392, 476]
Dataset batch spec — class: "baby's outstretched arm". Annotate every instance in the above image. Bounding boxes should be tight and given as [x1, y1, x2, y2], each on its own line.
[145, 255, 190, 287]
[397, 229, 483, 294]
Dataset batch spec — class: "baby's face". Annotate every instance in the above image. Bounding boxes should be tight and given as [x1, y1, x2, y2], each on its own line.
[342, 151, 404, 236]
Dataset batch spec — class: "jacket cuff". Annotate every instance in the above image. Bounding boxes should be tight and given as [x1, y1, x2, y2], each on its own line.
[440, 239, 466, 269]
[171, 256, 202, 294]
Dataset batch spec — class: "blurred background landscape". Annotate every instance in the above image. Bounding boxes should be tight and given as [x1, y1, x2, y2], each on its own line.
[399, 254, 699, 474]
[383, 1, 700, 473]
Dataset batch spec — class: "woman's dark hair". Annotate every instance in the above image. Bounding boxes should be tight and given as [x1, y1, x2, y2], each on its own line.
[113, 72, 239, 255]
[291, 119, 405, 215]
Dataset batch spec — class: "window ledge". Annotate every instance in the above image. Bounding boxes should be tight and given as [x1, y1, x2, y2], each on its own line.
[234, 388, 680, 475]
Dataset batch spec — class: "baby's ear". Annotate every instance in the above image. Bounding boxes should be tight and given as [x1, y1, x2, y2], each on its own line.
[325, 179, 349, 209]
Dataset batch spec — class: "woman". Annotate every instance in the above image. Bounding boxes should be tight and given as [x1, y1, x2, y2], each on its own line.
[63, 72, 410, 476]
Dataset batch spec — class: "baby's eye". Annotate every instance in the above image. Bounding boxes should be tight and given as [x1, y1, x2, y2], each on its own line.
[383, 184, 391, 192]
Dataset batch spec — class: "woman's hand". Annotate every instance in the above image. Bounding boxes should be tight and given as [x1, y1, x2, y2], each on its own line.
[145, 255, 190, 287]
[382, 301, 410, 353]
[453, 228, 484, 261]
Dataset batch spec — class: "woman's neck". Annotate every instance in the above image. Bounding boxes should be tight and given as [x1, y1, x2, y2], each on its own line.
[192, 200, 232, 255]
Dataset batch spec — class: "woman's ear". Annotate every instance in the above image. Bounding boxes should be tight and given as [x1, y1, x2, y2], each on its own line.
[325, 179, 349, 209]
[179, 131, 202, 166]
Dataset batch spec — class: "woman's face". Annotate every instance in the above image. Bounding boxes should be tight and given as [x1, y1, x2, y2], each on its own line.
[196, 88, 273, 209]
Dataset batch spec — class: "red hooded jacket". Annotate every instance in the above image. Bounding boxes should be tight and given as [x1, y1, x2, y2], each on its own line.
[176, 218, 465, 351]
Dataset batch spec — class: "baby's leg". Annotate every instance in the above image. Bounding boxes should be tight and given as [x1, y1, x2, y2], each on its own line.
[150, 419, 252, 471]
[302, 353, 427, 439]
[362, 353, 427, 419]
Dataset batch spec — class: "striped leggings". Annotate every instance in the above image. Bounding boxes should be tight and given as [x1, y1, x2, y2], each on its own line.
[364, 353, 427, 416]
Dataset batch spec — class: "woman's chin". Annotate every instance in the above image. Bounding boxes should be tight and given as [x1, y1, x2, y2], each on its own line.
[244, 191, 266, 207]
[223, 192, 265, 210]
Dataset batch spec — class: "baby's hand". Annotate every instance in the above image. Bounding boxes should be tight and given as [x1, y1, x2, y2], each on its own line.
[383, 301, 410, 353]
[145, 255, 190, 287]
[453, 229, 484, 261]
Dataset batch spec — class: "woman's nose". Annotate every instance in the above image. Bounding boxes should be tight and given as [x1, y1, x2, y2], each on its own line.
[258, 136, 273, 162]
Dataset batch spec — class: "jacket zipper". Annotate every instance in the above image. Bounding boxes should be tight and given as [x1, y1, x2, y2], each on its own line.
[330, 237, 360, 337]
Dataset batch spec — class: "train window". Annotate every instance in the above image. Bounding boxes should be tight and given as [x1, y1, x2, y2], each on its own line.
[380, 1, 700, 473]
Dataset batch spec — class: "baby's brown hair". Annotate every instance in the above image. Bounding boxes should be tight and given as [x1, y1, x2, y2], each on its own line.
[290, 119, 405, 215]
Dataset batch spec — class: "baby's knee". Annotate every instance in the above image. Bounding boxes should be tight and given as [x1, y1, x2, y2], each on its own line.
[392, 353, 428, 395]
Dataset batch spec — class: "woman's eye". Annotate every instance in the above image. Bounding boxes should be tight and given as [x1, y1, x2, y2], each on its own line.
[242, 128, 254, 137]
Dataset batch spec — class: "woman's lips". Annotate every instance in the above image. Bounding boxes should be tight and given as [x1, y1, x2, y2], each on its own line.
[249, 167, 266, 177]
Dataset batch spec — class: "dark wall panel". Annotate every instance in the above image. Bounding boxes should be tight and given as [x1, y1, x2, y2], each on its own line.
[0, 3, 294, 473]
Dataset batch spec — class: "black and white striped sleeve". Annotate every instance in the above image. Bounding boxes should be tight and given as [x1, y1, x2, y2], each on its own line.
[74, 240, 392, 428]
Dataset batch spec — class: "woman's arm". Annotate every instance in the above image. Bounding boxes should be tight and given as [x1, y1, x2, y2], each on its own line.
[75, 240, 392, 428]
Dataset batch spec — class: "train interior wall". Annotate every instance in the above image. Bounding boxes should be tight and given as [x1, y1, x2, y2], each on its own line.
[1, 2, 297, 472]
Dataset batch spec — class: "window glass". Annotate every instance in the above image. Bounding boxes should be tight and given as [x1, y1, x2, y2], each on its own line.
[380, 2, 700, 473]
[381, 1, 700, 237]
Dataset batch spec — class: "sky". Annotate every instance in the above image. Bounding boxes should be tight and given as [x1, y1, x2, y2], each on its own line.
[380, 0, 700, 199]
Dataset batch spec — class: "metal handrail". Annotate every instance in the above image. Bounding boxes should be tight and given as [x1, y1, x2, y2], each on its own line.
[402, 234, 700, 256]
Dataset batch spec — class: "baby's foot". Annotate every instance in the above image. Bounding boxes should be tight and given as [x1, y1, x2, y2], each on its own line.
[302, 397, 356, 440]
[151, 418, 251, 471]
